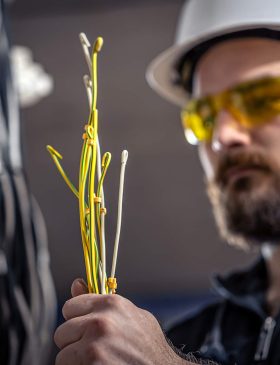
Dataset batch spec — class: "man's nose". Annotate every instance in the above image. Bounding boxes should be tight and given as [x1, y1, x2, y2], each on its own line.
[211, 109, 252, 152]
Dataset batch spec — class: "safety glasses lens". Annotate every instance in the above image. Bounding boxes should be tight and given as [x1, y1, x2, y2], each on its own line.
[181, 77, 280, 144]
[181, 98, 215, 144]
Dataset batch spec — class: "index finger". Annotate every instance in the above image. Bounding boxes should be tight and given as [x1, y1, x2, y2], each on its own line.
[62, 294, 121, 320]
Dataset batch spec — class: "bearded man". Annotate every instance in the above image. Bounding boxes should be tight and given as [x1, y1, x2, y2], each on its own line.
[54, 0, 280, 364]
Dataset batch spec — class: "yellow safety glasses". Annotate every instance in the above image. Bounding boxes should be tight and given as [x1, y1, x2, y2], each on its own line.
[181, 76, 280, 145]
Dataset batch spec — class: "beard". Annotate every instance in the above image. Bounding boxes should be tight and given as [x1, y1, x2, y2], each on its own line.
[207, 148, 280, 249]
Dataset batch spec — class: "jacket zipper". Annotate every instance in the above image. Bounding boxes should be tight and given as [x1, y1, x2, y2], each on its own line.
[254, 316, 276, 361]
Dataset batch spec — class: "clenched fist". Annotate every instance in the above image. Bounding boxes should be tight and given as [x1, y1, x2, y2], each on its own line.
[54, 279, 190, 365]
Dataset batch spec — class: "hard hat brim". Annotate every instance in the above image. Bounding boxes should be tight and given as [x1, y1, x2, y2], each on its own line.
[146, 24, 280, 107]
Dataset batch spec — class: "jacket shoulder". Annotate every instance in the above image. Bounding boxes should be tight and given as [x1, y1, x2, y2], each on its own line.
[166, 299, 224, 351]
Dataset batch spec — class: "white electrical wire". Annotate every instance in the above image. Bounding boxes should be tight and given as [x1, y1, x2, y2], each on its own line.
[79, 33, 92, 77]
[83, 75, 92, 106]
[110, 150, 128, 292]
[100, 209, 106, 294]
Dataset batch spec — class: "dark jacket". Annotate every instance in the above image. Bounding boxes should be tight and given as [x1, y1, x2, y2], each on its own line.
[167, 258, 280, 365]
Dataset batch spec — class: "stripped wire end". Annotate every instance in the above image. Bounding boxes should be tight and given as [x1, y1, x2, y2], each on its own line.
[94, 37, 104, 53]
[79, 32, 91, 47]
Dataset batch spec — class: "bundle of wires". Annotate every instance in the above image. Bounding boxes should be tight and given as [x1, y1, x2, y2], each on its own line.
[47, 33, 128, 295]
[0, 1, 57, 364]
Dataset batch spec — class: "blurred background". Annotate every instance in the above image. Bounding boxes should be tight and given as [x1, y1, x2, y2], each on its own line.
[8, 0, 255, 332]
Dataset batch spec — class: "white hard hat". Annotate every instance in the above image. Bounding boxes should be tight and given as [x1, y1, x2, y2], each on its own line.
[146, 0, 280, 107]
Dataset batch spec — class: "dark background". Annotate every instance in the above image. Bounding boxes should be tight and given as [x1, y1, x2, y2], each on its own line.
[9, 0, 254, 320]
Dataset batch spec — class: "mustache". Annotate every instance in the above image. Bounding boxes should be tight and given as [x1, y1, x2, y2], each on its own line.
[215, 149, 273, 186]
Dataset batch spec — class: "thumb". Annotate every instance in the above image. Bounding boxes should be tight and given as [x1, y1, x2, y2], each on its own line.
[71, 278, 88, 297]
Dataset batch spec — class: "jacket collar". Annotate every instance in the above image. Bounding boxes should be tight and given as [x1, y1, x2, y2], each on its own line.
[212, 256, 268, 318]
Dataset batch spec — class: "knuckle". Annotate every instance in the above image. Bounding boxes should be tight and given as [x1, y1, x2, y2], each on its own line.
[102, 294, 118, 307]
[103, 293, 123, 308]
[85, 316, 114, 338]
[84, 342, 104, 362]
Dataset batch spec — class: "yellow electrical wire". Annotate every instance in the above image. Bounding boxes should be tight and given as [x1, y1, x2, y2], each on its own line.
[47, 34, 127, 296]
[96, 152, 111, 237]
[46, 145, 79, 199]
[47, 36, 104, 294]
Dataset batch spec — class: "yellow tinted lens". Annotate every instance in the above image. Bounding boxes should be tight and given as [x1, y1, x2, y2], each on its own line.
[181, 99, 215, 143]
[230, 77, 280, 126]
[182, 77, 280, 145]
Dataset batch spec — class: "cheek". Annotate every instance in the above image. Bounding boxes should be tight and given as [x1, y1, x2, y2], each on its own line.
[253, 118, 280, 152]
[198, 143, 216, 181]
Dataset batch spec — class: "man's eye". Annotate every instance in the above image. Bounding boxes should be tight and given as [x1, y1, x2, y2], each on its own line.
[246, 95, 280, 112]
[247, 97, 267, 108]
[268, 99, 280, 110]
[203, 116, 214, 128]
[200, 105, 211, 116]
[231, 92, 243, 107]
[198, 101, 214, 118]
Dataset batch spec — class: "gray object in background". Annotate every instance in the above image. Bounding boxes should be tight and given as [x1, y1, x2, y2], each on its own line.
[0, 1, 57, 364]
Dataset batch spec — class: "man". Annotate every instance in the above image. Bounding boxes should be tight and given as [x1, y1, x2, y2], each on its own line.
[54, 0, 280, 364]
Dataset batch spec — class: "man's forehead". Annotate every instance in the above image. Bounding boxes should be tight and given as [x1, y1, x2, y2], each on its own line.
[193, 37, 280, 97]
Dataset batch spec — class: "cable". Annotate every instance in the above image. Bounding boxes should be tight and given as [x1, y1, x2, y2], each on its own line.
[47, 33, 128, 295]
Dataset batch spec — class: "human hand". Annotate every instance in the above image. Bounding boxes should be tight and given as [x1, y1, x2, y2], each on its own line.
[54, 279, 189, 365]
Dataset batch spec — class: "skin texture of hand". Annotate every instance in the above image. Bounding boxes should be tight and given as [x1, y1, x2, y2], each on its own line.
[54, 279, 191, 365]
